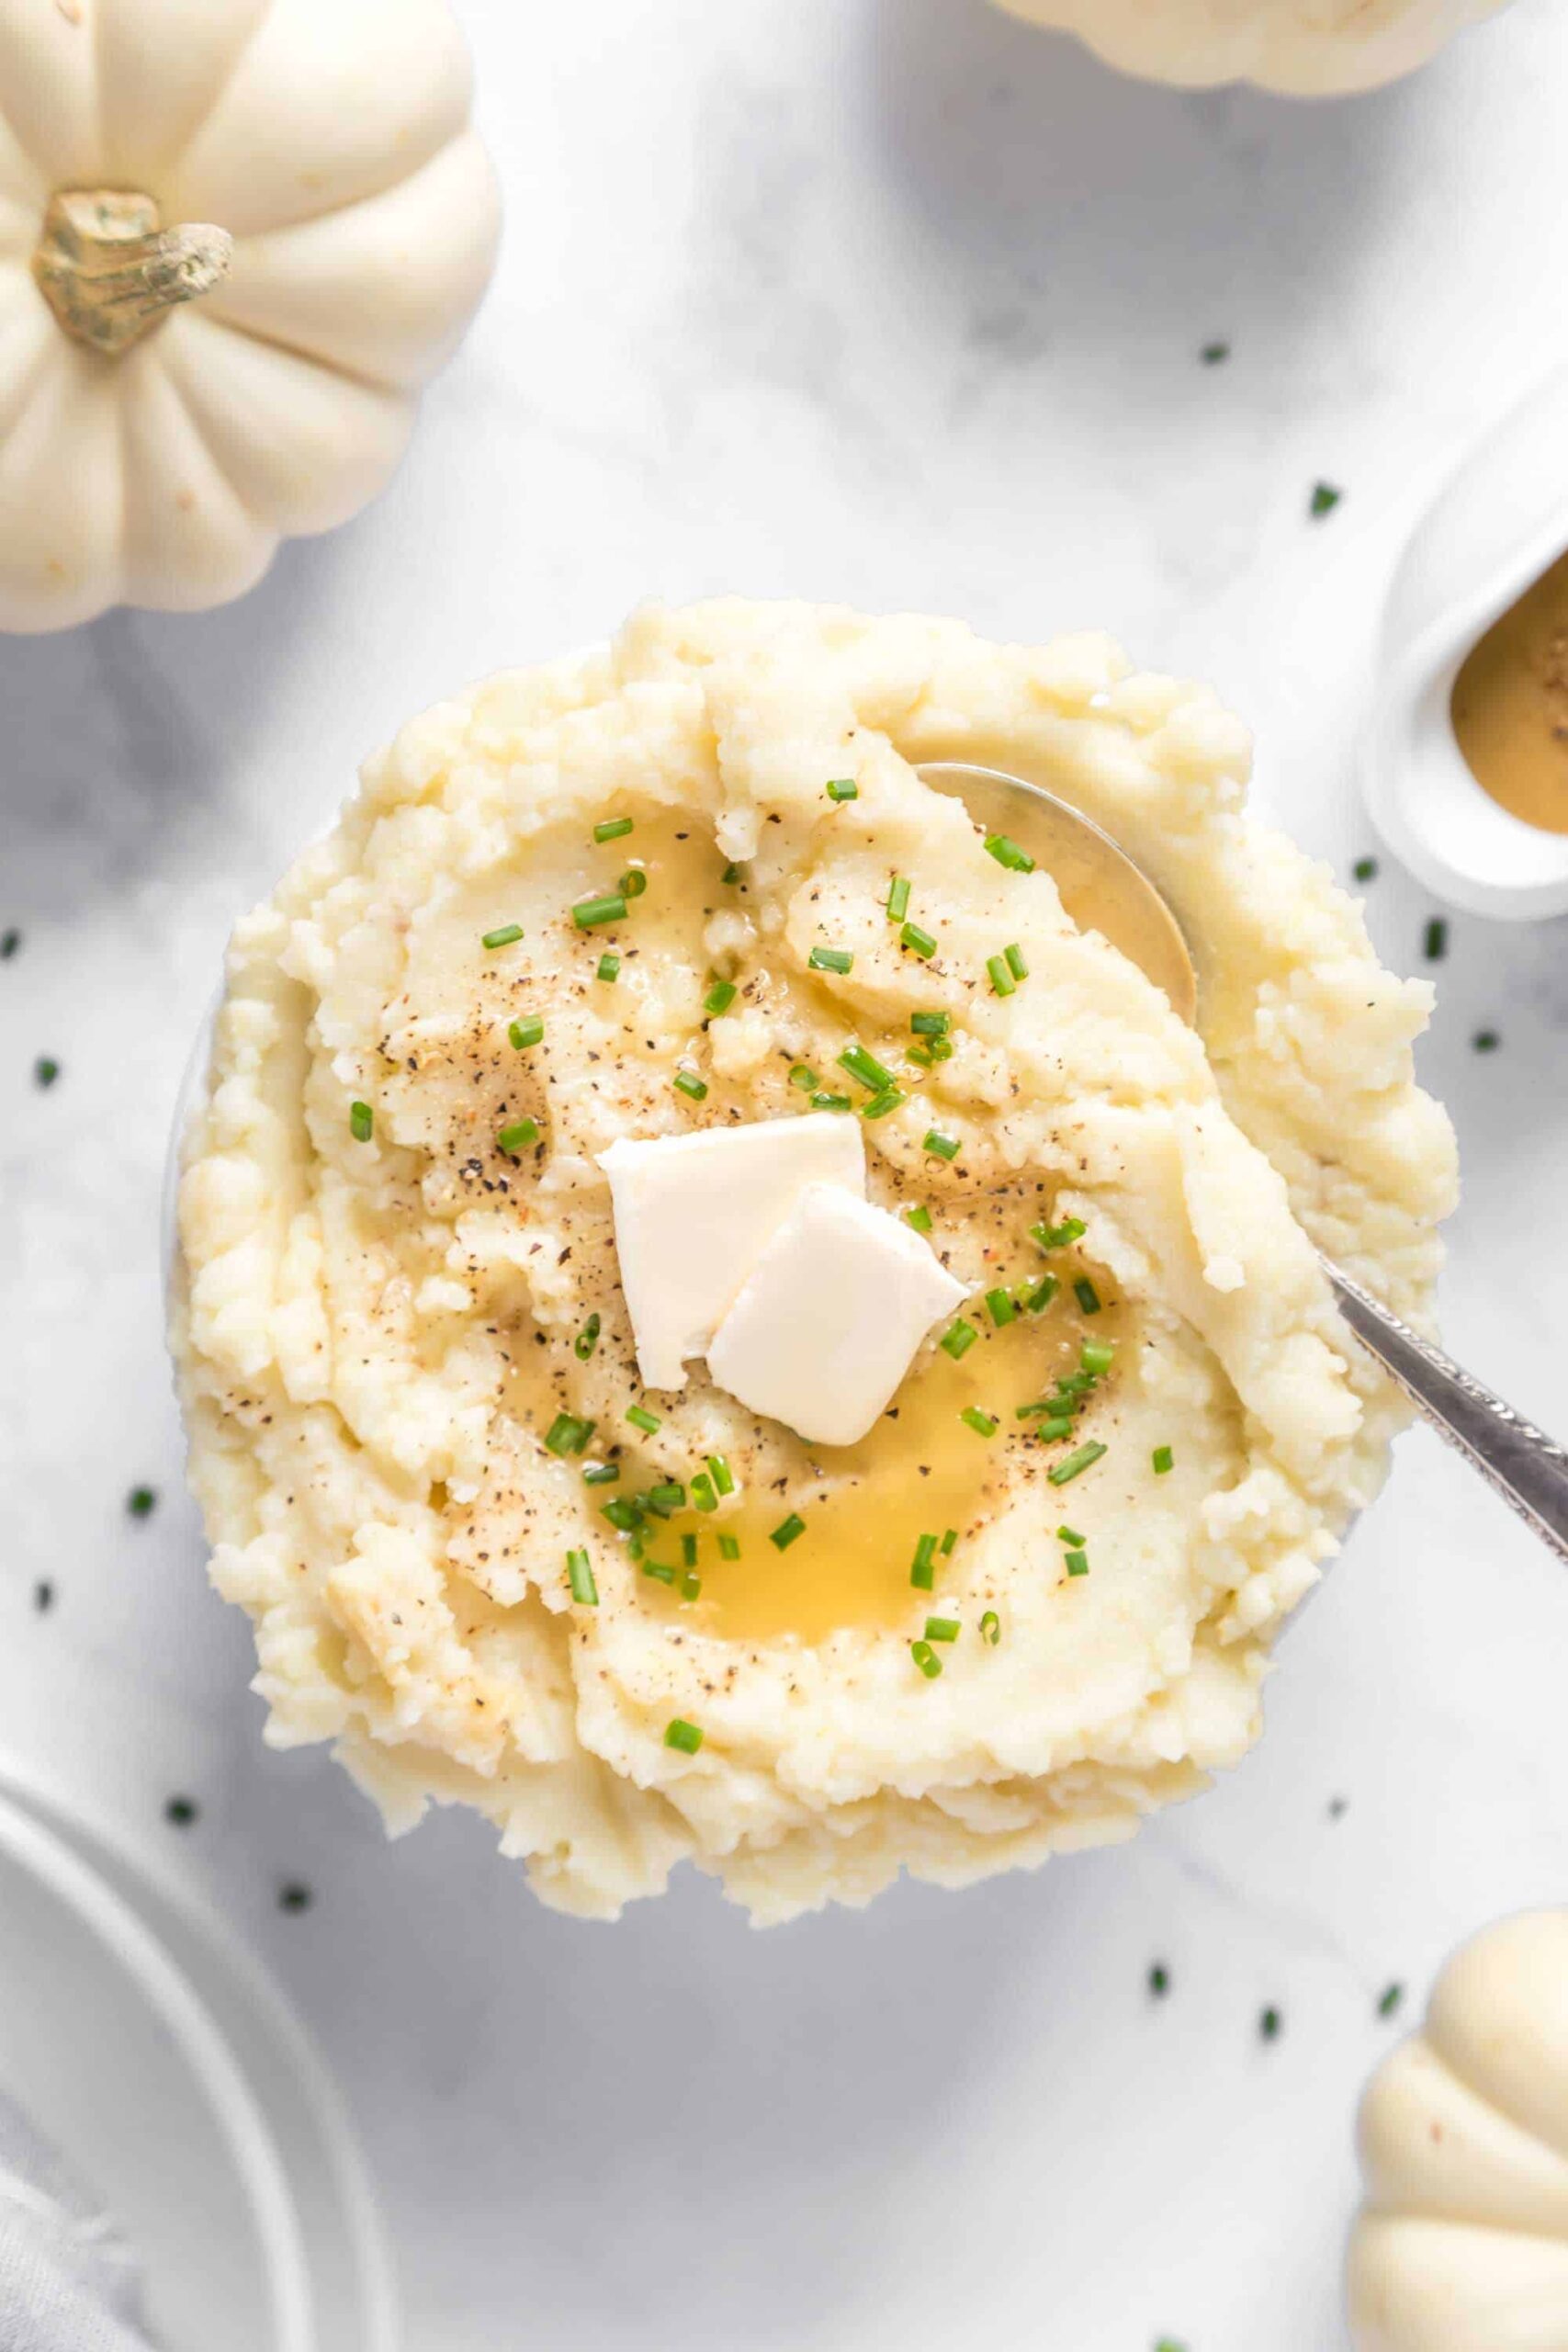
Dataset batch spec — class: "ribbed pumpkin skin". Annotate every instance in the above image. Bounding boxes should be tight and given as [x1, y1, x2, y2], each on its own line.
[0, 0, 501, 632]
[1348, 1910, 1568, 2352]
[991, 0, 1511, 96]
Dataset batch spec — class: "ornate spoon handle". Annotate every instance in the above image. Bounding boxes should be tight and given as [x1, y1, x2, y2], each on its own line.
[1323, 1259, 1568, 1566]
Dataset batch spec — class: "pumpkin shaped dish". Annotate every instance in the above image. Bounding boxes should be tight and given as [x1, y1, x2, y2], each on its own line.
[0, 0, 499, 632]
[171, 600, 1456, 1922]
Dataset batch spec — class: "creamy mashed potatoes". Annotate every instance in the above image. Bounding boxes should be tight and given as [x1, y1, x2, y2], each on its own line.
[173, 600, 1456, 1924]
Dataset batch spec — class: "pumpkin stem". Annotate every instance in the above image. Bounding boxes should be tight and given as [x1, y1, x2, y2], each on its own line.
[32, 188, 232, 359]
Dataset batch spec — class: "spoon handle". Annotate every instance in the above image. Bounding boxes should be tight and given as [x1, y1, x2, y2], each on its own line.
[1323, 1259, 1568, 1566]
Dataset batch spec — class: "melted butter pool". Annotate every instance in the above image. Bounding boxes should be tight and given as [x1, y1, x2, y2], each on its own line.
[638, 1267, 1124, 1646]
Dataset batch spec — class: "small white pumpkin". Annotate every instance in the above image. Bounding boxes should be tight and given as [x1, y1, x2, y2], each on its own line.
[0, 0, 500, 631]
[1348, 1909, 1568, 2351]
[991, 0, 1511, 96]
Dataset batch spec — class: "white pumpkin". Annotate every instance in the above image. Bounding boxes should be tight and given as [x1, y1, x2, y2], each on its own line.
[1348, 1909, 1568, 2351]
[991, 0, 1511, 96]
[0, 0, 500, 631]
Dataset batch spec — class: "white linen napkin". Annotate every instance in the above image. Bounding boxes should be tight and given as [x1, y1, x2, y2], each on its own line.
[0, 2093, 152, 2350]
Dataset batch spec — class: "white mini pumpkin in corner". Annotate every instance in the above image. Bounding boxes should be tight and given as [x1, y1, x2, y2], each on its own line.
[1348, 1908, 1568, 2351]
[991, 0, 1511, 96]
[0, 0, 501, 632]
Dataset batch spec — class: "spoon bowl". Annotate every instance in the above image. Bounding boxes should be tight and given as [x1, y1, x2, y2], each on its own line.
[925, 755, 1568, 1565]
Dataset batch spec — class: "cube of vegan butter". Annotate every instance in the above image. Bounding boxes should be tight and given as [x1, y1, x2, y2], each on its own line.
[706, 1182, 968, 1446]
[597, 1114, 866, 1390]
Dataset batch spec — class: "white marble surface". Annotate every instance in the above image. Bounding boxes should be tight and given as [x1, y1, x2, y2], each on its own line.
[4, 1, 1568, 2345]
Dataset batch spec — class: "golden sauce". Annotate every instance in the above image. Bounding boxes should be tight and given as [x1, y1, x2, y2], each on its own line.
[1451, 548, 1568, 835]
[637, 1267, 1122, 1646]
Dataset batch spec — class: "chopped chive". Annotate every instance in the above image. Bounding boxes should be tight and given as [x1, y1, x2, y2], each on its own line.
[904, 1204, 932, 1234]
[582, 1461, 619, 1486]
[1056, 1524, 1085, 1546]
[1032, 1216, 1086, 1251]
[979, 1610, 1000, 1645]
[673, 1069, 709, 1102]
[907, 1045, 935, 1069]
[910, 1011, 950, 1037]
[681, 1570, 703, 1601]
[1056, 1372, 1094, 1396]
[566, 1548, 599, 1605]
[924, 1128, 959, 1161]
[985, 1287, 1017, 1329]
[626, 1405, 661, 1435]
[925, 1617, 960, 1644]
[707, 1453, 736, 1497]
[940, 1529, 958, 1555]
[1015, 1399, 1054, 1419]
[1004, 943, 1028, 980]
[1022, 1272, 1058, 1314]
[595, 952, 621, 981]
[690, 1472, 717, 1512]
[940, 1317, 977, 1361]
[572, 892, 626, 929]
[721, 860, 743, 885]
[987, 954, 1016, 998]
[1064, 1549, 1089, 1577]
[717, 1533, 740, 1561]
[594, 817, 634, 843]
[1472, 1028, 1500, 1053]
[862, 1086, 905, 1120]
[647, 1481, 685, 1514]
[1153, 1444, 1174, 1476]
[826, 777, 859, 802]
[910, 1532, 938, 1589]
[1310, 481, 1341, 518]
[910, 1639, 942, 1679]
[1074, 1277, 1101, 1316]
[704, 978, 738, 1016]
[984, 833, 1035, 873]
[574, 1313, 602, 1361]
[664, 1718, 704, 1753]
[770, 1512, 806, 1551]
[602, 1496, 642, 1532]
[789, 1063, 817, 1090]
[482, 923, 523, 949]
[509, 1015, 545, 1051]
[1081, 1340, 1115, 1376]
[546, 1412, 594, 1456]
[619, 867, 648, 899]
[1037, 1417, 1075, 1442]
[886, 876, 911, 922]
[1260, 2007, 1282, 2041]
[808, 945, 854, 975]
[811, 1091, 852, 1112]
[1378, 1983, 1404, 2019]
[960, 1407, 998, 1439]
[681, 1532, 699, 1567]
[643, 1558, 676, 1584]
[1353, 855, 1379, 884]
[498, 1118, 539, 1154]
[34, 1057, 59, 1089]
[1424, 916, 1448, 960]
[926, 1036, 954, 1062]
[900, 921, 937, 958]
[1049, 1441, 1107, 1487]
[349, 1100, 373, 1143]
[840, 1042, 896, 1092]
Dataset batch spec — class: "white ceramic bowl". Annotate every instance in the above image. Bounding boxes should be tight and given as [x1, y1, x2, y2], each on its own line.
[0, 1756, 398, 2352]
[1363, 365, 1568, 921]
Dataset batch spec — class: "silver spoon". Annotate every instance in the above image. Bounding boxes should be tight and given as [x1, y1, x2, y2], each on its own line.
[919, 760, 1568, 1564]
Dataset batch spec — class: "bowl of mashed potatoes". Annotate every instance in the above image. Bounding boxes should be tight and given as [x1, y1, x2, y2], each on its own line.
[170, 599, 1456, 1925]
